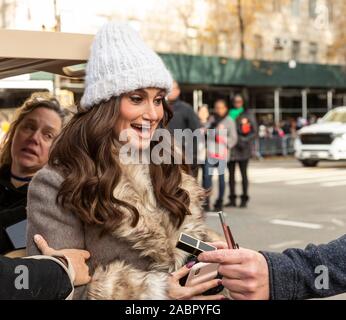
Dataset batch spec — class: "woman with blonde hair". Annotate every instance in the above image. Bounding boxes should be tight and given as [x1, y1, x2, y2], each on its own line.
[0, 93, 64, 254]
[26, 23, 227, 300]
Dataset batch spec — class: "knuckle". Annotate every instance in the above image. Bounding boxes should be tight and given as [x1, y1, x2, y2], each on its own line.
[218, 265, 226, 275]
[246, 280, 258, 293]
[218, 250, 228, 261]
[238, 250, 246, 261]
[246, 266, 258, 279]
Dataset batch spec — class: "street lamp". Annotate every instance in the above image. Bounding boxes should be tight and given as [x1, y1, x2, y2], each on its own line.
[288, 59, 297, 69]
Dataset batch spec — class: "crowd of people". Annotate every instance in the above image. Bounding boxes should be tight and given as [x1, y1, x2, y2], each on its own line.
[0, 22, 345, 300]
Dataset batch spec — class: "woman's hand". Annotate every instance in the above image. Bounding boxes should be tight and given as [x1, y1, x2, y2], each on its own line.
[167, 261, 226, 300]
[198, 242, 270, 300]
[34, 234, 91, 286]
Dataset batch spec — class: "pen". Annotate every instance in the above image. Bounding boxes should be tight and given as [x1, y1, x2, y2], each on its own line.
[218, 211, 239, 250]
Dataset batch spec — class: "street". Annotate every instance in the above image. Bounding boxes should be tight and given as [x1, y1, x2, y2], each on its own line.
[204, 157, 346, 300]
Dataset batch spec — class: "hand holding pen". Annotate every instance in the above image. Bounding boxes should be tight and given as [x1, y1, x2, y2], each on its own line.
[218, 211, 239, 250]
[198, 212, 270, 300]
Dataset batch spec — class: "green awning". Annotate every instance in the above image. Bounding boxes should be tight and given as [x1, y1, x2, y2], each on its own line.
[29, 53, 346, 89]
[160, 54, 346, 89]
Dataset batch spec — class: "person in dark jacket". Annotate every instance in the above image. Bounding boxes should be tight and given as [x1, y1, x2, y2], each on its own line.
[0, 93, 65, 254]
[167, 81, 201, 177]
[0, 234, 91, 300]
[226, 95, 257, 208]
[198, 235, 346, 300]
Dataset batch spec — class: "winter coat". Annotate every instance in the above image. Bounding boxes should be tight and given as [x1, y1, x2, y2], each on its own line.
[0, 254, 73, 300]
[26, 164, 225, 300]
[229, 110, 257, 162]
[168, 100, 201, 133]
[261, 235, 346, 300]
[168, 100, 201, 174]
[0, 166, 28, 254]
[205, 115, 238, 162]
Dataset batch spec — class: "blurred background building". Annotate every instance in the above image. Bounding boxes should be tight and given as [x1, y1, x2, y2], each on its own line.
[0, 0, 346, 126]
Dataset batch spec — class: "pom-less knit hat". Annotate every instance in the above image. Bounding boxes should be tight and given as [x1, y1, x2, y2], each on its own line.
[80, 22, 173, 109]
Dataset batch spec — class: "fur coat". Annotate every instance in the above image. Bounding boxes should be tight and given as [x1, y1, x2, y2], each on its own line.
[26, 164, 224, 300]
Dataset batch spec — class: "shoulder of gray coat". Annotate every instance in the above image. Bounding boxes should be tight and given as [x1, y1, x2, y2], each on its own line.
[29, 165, 65, 190]
[222, 116, 236, 127]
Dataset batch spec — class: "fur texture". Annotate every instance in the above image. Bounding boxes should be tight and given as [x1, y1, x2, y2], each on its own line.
[88, 164, 223, 299]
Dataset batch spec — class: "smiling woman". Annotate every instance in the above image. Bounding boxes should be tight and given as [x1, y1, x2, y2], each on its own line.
[114, 88, 166, 150]
[0, 93, 65, 255]
[26, 22, 228, 300]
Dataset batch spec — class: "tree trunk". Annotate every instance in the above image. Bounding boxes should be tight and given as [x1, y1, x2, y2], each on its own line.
[1, 0, 7, 28]
[237, 0, 245, 59]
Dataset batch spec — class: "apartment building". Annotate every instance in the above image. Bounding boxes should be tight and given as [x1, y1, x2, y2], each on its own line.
[1, 0, 345, 122]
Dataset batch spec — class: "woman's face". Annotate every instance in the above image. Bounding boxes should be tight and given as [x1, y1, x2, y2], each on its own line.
[11, 107, 62, 176]
[234, 97, 244, 109]
[115, 88, 165, 150]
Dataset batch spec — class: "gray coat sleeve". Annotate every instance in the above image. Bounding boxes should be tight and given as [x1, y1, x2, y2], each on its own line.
[227, 118, 238, 150]
[26, 167, 87, 299]
[260, 235, 346, 300]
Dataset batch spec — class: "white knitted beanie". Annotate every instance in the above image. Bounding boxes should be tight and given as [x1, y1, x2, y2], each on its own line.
[81, 22, 173, 109]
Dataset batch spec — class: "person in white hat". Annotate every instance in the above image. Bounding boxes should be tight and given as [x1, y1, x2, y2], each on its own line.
[25, 22, 229, 300]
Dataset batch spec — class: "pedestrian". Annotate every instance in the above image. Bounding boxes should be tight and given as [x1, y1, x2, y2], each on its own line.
[226, 95, 257, 208]
[197, 104, 210, 127]
[202, 99, 237, 212]
[167, 81, 201, 177]
[0, 234, 90, 300]
[196, 105, 210, 174]
[0, 93, 65, 255]
[198, 234, 346, 300]
[26, 22, 228, 300]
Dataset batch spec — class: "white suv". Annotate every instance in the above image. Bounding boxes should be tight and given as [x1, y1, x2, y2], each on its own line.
[295, 107, 346, 167]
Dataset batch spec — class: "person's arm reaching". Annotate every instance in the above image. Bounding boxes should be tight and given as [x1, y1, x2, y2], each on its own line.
[198, 235, 346, 300]
[261, 235, 346, 300]
[0, 235, 90, 300]
[0, 254, 72, 300]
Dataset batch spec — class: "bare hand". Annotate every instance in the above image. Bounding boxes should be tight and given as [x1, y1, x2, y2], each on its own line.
[34, 234, 91, 286]
[167, 262, 226, 300]
[199, 242, 270, 300]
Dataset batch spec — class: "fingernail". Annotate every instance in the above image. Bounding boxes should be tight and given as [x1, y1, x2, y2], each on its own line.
[186, 261, 196, 269]
[218, 279, 223, 286]
[34, 235, 41, 242]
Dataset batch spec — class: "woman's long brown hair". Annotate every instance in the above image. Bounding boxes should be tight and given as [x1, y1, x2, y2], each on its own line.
[49, 97, 192, 232]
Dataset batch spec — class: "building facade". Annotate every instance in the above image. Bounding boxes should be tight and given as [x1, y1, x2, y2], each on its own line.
[0, 0, 346, 124]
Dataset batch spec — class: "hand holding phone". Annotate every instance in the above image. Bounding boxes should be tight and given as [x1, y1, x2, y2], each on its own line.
[185, 262, 219, 287]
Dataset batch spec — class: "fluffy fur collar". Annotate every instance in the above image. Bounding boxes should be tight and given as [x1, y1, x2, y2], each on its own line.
[110, 164, 208, 271]
[88, 164, 222, 300]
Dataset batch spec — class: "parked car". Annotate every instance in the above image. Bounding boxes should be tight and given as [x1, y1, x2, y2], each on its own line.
[295, 107, 346, 167]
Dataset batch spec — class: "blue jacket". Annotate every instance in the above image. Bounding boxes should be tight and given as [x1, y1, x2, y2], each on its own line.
[261, 235, 346, 300]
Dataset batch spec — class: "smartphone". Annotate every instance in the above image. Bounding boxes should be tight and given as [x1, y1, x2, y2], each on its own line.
[5, 219, 27, 250]
[185, 262, 219, 287]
